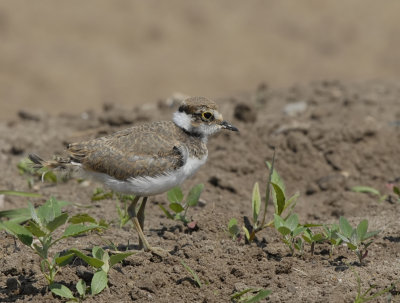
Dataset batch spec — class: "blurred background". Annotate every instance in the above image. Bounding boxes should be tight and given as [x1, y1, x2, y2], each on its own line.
[1, 0, 400, 120]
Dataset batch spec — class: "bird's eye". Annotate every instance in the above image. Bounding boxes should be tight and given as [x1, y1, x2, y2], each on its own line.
[202, 111, 213, 120]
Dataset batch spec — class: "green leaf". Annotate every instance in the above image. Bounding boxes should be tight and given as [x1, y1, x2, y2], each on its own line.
[110, 252, 135, 267]
[228, 217, 238, 229]
[91, 188, 113, 201]
[69, 249, 104, 268]
[55, 253, 75, 266]
[17, 158, 35, 174]
[294, 238, 303, 251]
[169, 202, 184, 213]
[285, 214, 299, 232]
[62, 224, 102, 238]
[271, 182, 285, 215]
[102, 253, 110, 273]
[313, 233, 325, 242]
[364, 230, 380, 240]
[46, 213, 68, 232]
[284, 193, 299, 213]
[92, 246, 110, 273]
[292, 226, 305, 237]
[356, 220, 368, 241]
[242, 289, 272, 303]
[0, 190, 41, 198]
[174, 213, 188, 223]
[1, 221, 33, 246]
[278, 226, 291, 236]
[167, 187, 183, 203]
[68, 213, 97, 224]
[230, 288, 255, 300]
[393, 186, 400, 196]
[266, 161, 286, 196]
[92, 246, 105, 260]
[98, 219, 109, 228]
[351, 186, 381, 196]
[339, 216, 353, 238]
[336, 232, 350, 243]
[273, 214, 284, 229]
[264, 153, 275, 220]
[346, 242, 357, 250]
[180, 260, 202, 288]
[252, 182, 261, 225]
[242, 226, 250, 241]
[303, 223, 323, 228]
[302, 229, 312, 243]
[228, 218, 240, 238]
[28, 202, 40, 225]
[91, 270, 108, 295]
[37, 197, 62, 225]
[55, 200, 71, 209]
[26, 220, 47, 237]
[186, 184, 204, 207]
[50, 283, 75, 299]
[0, 207, 30, 220]
[42, 170, 57, 183]
[158, 204, 174, 219]
[0, 216, 31, 229]
[76, 279, 86, 297]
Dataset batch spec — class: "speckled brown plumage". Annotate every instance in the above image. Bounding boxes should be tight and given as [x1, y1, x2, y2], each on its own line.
[67, 121, 207, 180]
[179, 96, 218, 114]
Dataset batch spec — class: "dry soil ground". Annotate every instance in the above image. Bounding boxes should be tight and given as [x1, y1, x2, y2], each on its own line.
[0, 81, 399, 302]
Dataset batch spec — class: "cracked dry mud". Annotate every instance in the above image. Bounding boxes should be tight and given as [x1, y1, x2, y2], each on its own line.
[1, 81, 400, 302]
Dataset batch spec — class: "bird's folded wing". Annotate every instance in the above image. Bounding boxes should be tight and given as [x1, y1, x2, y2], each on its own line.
[67, 123, 185, 180]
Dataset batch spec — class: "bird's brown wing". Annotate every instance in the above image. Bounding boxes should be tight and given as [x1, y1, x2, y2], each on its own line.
[67, 121, 185, 180]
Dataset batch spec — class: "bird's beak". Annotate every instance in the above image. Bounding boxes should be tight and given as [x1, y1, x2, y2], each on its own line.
[220, 120, 239, 132]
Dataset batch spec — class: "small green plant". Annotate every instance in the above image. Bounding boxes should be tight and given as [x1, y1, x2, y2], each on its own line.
[180, 260, 202, 288]
[0, 190, 42, 227]
[0, 197, 105, 288]
[302, 227, 325, 255]
[231, 288, 272, 303]
[17, 157, 58, 187]
[159, 184, 204, 226]
[91, 188, 135, 228]
[228, 218, 241, 241]
[115, 194, 136, 228]
[228, 151, 300, 244]
[273, 213, 305, 255]
[50, 246, 133, 301]
[91, 187, 114, 201]
[322, 223, 342, 257]
[337, 217, 380, 265]
[352, 270, 395, 303]
[67, 249, 129, 299]
[351, 186, 387, 203]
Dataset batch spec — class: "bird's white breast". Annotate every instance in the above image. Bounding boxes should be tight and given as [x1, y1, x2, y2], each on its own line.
[86, 154, 208, 196]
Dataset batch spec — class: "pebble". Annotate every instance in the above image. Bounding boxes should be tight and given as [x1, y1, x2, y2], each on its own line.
[283, 101, 308, 116]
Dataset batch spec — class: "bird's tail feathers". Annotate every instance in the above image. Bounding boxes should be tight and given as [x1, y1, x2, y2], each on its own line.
[28, 153, 73, 170]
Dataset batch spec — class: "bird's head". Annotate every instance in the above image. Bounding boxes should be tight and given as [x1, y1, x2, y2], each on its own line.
[173, 97, 238, 138]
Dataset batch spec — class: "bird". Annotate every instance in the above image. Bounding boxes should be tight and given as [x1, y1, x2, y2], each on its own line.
[29, 96, 238, 255]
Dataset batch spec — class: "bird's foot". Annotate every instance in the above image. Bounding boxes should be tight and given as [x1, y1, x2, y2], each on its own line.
[144, 246, 170, 258]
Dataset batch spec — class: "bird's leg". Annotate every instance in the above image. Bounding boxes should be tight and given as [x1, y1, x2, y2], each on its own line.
[127, 196, 151, 252]
[127, 196, 169, 257]
[137, 197, 147, 249]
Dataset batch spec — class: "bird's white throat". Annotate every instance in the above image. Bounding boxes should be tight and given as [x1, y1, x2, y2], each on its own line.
[173, 111, 193, 132]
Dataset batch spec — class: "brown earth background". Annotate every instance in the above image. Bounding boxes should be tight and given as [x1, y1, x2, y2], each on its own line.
[1, 0, 400, 119]
[1, 1, 400, 303]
